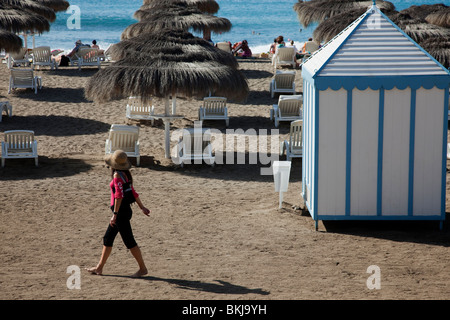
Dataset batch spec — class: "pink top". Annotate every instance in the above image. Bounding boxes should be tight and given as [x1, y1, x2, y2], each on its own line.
[110, 174, 139, 207]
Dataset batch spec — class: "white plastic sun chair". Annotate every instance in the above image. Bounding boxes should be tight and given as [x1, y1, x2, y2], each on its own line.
[270, 95, 303, 128]
[126, 96, 155, 125]
[198, 96, 229, 126]
[216, 42, 232, 53]
[1, 130, 38, 167]
[281, 120, 303, 161]
[0, 101, 12, 122]
[7, 48, 30, 68]
[302, 41, 320, 62]
[273, 47, 296, 69]
[8, 68, 42, 94]
[269, 70, 296, 98]
[32, 46, 58, 70]
[177, 128, 215, 167]
[73, 48, 101, 70]
[105, 124, 140, 166]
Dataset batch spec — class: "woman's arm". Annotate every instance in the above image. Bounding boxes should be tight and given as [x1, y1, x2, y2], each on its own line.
[135, 196, 151, 216]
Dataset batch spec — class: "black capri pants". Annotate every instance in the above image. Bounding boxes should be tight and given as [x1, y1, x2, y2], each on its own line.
[103, 203, 138, 249]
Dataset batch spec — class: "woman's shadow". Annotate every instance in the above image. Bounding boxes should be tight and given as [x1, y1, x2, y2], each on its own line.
[104, 274, 270, 296]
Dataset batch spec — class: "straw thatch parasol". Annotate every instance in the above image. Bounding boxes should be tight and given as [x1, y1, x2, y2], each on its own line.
[122, 4, 231, 40]
[426, 7, 450, 29]
[33, 0, 70, 12]
[390, 12, 450, 44]
[1, 0, 57, 22]
[143, 0, 219, 14]
[420, 36, 450, 69]
[293, 0, 395, 27]
[313, 7, 367, 43]
[399, 4, 448, 22]
[0, 29, 22, 52]
[85, 58, 248, 103]
[110, 29, 238, 68]
[0, 4, 51, 34]
[85, 45, 248, 158]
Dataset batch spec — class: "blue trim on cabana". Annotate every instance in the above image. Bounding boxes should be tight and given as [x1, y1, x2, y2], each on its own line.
[313, 89, 320, 220]
[441, 87, 450, 220]
[315, 215, 444, 221]
[314, 75, 450, 92]
[407, 89, 416, 217]
[345, 89, 352, 216]
[376, 88, 385, 217]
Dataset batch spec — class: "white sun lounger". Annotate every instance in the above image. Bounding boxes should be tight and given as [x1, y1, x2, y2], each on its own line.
[281, 120, 303, 161]
[198, 96, 229, 126]
[105, 124, 140, 166]
[1, 130, 38, 167]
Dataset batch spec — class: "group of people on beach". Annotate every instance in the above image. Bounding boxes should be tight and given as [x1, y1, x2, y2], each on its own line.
[53, 39, 104, 66]
[269, 35, 320, 67]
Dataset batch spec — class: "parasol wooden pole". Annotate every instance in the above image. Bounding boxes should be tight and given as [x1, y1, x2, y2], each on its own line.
[164, 96, 171, 158]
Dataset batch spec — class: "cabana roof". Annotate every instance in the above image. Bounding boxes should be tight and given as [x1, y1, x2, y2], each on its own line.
[302, 5, 450, 91]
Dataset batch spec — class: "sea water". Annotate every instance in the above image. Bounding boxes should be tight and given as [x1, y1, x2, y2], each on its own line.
[31, 0, 449, 55]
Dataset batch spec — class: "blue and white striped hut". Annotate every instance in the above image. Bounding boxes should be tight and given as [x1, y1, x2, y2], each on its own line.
[301, 3, 450, 230]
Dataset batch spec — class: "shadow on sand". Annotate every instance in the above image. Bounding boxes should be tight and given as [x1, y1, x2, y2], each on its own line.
[102, 274, 270, 296]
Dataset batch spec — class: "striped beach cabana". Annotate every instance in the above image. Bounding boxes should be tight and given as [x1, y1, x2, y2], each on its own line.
[301, 3, 450, 230]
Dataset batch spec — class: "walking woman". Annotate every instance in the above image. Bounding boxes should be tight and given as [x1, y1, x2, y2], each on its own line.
[86, 150, 150, 277]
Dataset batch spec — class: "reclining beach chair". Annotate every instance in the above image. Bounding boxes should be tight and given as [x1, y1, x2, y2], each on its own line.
[302, 41, 320, 62]
[198, 96, 229, 126]
[216, 42, 232, 53]
[7, 48, 30, 68]
[177, 128, 215, 167]
[269, 70, 296, 98]
[8, 68, 42, 94]
[74, 48, 101, 70]
[126, 96, 155, 125]
[270, 95, 303, 128]
[281, 120, 303, 161]
[273, 47, 296, 69]
[32, 46, 58, 70]
[105, 124, 140, 166]
[0, 101, 12, 122]
[1, 130, 38, 167]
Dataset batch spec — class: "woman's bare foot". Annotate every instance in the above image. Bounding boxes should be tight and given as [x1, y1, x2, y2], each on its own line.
[85, 266, 103, 275]
[131, 268, 148, 278]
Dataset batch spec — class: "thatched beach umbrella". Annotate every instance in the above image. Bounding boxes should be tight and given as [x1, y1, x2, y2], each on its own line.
[426, 7, 450, 29]
[293, 0, 395, 27]
[313, 7, 367, 43]
[420, 36, 450, 69]
[0, 29, 22, 52]
[1, 0, 57, 22]
[143, 0, 219, 14]
[33, 0, 70, 12]
[0, 4, 51, 34]
[122, 4, 231, 40]
[390, 12, 450, 44]
[85, 54, 248, 158]
[399, 4, 448, 22]
[110, 29, 238, 69]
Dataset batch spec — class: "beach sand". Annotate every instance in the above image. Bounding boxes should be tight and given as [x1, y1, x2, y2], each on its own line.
[0, 58, 449, 300]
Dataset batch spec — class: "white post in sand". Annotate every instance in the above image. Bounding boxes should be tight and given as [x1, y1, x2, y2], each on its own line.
[273, 161, 292, 209]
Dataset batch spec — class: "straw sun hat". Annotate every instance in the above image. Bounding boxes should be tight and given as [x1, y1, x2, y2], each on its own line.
[105, 150, 131, 170]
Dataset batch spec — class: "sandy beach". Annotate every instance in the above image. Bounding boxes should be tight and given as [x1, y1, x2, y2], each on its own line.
[0, 57, 449, 301]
